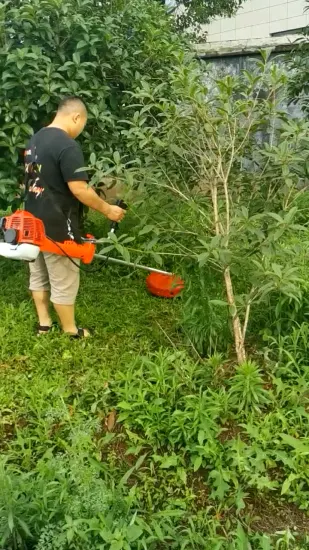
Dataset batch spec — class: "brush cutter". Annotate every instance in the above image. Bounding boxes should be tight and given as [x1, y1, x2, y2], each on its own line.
[0, 200, 184, 298]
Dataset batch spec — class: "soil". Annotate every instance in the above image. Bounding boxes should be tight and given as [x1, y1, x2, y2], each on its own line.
[218, 420, 245, 443]
[99, 412, 139, 466]
[247, 495, 309, 535]
[190, 470, 209, 508]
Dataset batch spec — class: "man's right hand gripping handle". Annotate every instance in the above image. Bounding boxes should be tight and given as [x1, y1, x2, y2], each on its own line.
[109, 199, 128, 232]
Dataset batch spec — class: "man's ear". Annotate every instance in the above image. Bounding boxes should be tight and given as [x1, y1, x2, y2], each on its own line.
[73, 113, 81, 124]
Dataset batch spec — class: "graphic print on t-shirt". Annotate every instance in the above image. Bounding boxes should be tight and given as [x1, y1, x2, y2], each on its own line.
[24, 149, 45, 198]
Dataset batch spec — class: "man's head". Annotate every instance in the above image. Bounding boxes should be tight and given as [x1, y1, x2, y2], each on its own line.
[54, 96, 87, 139]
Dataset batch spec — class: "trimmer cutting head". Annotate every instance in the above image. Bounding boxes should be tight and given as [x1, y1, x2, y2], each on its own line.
[146, 272, 184, 298]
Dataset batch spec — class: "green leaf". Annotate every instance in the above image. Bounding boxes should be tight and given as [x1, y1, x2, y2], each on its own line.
[135, 453, 147, 470]
[38, 94, 50, 106]
[159, 455, 178, 469]
[280, 433, 309, 454]
[268, 212, 283, 223]
[73, 52, 80, 64]
[153, 522, 164, 541]
[150, 252, 163, 266]
[236, 522, 249, 550]
[153, 137, 165, 147]
[8, 512, 14, 533]
[1, 81, 16, 91]
[77, 40, 87, 49]
[197, 252, 209, 267]
[177, 467, 187, 484]
[113, 151, 121, 164]
[117, 401, 132, 410]
[210, 299, 228, 307]
[139, 225, 154, 236]
[127, 525, 143, 542]
[121, 247, 130, 263]
[16, 518, 32, 539]
[272, 263, 282, 278]
[120, 454, 147, 486]
[198, 430, 205, 446]
[281, 473, 298, 495]
[170, 143, 183, 156]
[193, 455, 202, 472]
[66, 528, 74, 543]
[209, 470, 230, 500]
[261, 535, 272, 550]
[99, 529, 111, 542]
[16, 60, 25, 71]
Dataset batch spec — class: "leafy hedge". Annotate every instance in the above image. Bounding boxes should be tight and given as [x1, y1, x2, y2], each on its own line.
[0, 0, 192, 208]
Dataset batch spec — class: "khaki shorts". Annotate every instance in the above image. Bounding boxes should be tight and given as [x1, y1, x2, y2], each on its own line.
[29, 253, 80, 305]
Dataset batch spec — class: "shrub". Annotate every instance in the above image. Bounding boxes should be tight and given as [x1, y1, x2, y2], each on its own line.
[112, 52, 309, 361]
[0, 0, 193, 209]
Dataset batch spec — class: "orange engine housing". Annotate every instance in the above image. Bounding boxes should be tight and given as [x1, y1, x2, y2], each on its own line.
[4, 210, 96, 264]
[4, 210, 45, 246]
[40, 236, 96, 264]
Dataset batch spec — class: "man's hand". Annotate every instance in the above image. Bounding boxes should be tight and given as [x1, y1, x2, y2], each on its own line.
[68, 180, 127, 222]
[106, 204, 126, 222]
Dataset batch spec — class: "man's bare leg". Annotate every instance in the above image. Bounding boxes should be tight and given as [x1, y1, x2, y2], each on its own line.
[53, 303, 77, 334]
[32, 291, 52, 328]
[53, 303, 90, 336]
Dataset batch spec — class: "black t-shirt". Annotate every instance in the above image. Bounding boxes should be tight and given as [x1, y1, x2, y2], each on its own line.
[24, 127, 88, 243]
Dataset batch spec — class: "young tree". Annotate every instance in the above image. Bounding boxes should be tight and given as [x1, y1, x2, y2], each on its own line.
[107, 52, 309, 362]
[159, 0, 246, 32]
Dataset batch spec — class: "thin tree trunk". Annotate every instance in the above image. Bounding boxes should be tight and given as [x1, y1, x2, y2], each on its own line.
[211, 180, 221, 236]
[211, 177, 246, 362]
[224, 267, 246, 363]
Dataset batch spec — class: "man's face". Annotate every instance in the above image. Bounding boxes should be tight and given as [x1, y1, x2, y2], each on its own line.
[70, 111, 87, 139]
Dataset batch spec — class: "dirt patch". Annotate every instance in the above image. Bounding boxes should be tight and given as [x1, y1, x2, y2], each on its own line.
[218, 420, 245, 443]
[99, 414, 138, 466]
[1, 422, 15, 441]
[247, 495, 309, 535]
[0, 417, 28, 449]
[190, 471, 209, 508]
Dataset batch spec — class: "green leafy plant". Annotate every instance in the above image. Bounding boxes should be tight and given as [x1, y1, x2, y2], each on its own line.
[228, 361, 272, 414]
[159, 0, 246, 33]
[116, 51, 309, 362]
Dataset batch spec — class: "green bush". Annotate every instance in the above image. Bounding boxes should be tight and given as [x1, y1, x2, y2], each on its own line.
[0, 0, 193, 208]
[114, 53, 309, 360]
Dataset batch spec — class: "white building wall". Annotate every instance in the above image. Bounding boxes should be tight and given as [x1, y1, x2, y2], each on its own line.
[204, 0, 309, 42]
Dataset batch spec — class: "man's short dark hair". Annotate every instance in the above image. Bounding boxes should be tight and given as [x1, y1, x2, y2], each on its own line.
[57, 96, 87, 114]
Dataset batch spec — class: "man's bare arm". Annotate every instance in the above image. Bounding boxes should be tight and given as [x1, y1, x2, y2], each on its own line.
[68, 180, 125, 222]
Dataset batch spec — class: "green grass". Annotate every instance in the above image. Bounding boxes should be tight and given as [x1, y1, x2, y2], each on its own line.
[0, 255, 179, 361]
[1, 247, 309, 549]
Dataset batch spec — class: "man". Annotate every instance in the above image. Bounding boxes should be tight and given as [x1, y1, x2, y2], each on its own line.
[24, 96, 126, 337]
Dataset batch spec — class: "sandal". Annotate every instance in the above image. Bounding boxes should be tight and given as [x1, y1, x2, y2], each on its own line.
[70, 328, 90, 339]
[37, 322, 58, 335]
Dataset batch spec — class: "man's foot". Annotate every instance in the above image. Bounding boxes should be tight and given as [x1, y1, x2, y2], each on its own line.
[37, 322, 58, 335]
[69, 328, 91, 339]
